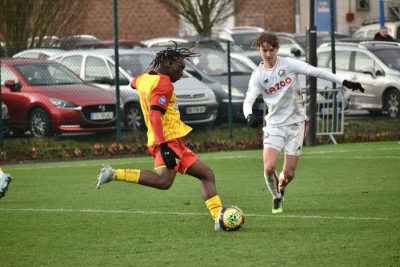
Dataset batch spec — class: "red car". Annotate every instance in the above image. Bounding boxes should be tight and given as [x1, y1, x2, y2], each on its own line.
[1, 58, 118, 137]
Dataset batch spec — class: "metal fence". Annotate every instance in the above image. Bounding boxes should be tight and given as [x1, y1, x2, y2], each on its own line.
[1, 34, 400, 153]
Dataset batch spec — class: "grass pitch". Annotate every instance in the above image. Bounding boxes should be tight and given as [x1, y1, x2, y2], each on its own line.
[1, 141, 399, 266]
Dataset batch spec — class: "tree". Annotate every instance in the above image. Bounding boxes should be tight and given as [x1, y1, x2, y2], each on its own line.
[0, 0, 85, 56]
[160, 0, 245, 36]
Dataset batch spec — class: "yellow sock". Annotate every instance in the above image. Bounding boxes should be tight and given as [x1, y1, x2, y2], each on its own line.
[205, 195, 222, 221]
[115, 169, 140, 183]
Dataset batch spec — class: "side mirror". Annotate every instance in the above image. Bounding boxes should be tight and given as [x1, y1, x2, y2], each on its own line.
[119, 78, 130, 86]
[4, 80, 21, 91]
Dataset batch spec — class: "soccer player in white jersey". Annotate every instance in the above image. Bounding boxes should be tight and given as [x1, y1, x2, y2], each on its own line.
[243, 31, 365, 213]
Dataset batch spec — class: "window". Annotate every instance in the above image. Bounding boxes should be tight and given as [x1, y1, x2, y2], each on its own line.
[317, 52, 330, 67]
[85, 56, 110, 80]
[332, 50, 351, 71]
[354, 52, 375, 73]
[1, 66, 18, 86]
[60, 55, 82, 76]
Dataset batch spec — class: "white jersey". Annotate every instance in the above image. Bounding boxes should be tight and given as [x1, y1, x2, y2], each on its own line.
[243, 56, 344, 126]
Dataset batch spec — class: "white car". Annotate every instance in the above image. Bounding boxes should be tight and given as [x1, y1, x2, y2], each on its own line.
[50, 49, 219, 129]
[13, 48, 65, 60]
[318, 41, 400, 117]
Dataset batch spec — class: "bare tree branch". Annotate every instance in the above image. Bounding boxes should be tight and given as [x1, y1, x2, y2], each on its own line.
[0, 0, 85, 55]
[160, 0, 246, 36]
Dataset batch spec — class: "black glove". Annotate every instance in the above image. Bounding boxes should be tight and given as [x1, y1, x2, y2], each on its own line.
[246, 114, 259, 128]
[159, 143, 179, 169]
[343, 80, 365, 93]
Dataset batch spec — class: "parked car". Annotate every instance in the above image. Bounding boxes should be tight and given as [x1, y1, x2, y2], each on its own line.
[12, 48, 65, 59]
[181, 47, 264, 123]
[51, 49, 219, 127]
[141, 37, 188, 48]
[215, 27, 305, 64]
[27, 36, 60, 48]
[58, 35, 100, 50]
[317, 41, 400, 117]
[75, 38, 145, 49]
[116, 50, 219, 126]
[181, 36, 258, 70]
[352, 21, 400, 40]
[0, 58, 118, 137]
[215, 26, 264, 51]
[50, 50, 142, 131]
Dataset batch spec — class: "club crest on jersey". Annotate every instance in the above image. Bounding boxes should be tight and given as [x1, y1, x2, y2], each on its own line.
[263, 78, 269, 84]
[159, 96, 167, 105]
[278, 69, 286, 77]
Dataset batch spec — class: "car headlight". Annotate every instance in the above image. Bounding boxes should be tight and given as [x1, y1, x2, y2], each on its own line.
[204, 88, 217, 101]
[221, 85, 245, 97]
[50, 97, 81, 110]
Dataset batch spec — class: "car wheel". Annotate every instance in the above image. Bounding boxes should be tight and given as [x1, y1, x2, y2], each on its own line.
[28, 108, 53, 137]
[125, 104, 145, 131]
[385, 89, 400, 118]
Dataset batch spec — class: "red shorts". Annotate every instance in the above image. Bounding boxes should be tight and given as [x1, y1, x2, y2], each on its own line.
[148, 138, 198, 174]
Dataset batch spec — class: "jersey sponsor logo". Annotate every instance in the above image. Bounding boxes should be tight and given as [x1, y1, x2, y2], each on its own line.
[159, 96, 167, 105]
[264, 77, 292, 95]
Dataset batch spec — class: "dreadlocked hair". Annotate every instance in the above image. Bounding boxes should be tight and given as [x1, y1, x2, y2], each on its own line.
[149, 41, 198, 69]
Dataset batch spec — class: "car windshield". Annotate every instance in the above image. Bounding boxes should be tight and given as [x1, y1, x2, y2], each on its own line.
[114, 53, 154, 77]
[190, 50, 253, 76]
[16, 63, 83, 85]
[372, 48, 400, 71]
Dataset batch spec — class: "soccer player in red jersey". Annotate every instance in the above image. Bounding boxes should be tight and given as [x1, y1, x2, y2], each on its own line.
[96, 44, 223, 230]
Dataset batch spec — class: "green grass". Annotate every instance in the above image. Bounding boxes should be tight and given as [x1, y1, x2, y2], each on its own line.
[1, 141, 400, 266]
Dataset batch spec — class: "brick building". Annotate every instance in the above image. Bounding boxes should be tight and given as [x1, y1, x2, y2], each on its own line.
[80, 0, 296, 40]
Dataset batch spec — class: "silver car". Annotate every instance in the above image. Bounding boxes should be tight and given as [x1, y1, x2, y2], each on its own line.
[50, 49, 218, 129]
[317, 41, 400, 117]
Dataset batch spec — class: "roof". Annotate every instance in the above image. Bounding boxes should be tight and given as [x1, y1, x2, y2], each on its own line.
[50, 48, 154, 59]
[1, 57, 54, 65]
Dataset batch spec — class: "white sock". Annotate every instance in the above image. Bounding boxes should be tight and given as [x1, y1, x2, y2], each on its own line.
[264, 171, 282, 199]
[279, 171, 287, 191]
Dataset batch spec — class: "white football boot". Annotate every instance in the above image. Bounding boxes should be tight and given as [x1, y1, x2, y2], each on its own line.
[95, 164, 115, 189]
[0, 172, 12, 199]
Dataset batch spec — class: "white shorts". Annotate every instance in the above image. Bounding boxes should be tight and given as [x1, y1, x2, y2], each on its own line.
[263, 121, 306, 156]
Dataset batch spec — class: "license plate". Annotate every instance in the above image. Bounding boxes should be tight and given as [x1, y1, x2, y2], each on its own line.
[91, 112, 114, 120]
[186, 106, 206, 114]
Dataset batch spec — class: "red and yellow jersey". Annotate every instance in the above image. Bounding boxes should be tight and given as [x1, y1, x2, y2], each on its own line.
[132, 72, 192, 146]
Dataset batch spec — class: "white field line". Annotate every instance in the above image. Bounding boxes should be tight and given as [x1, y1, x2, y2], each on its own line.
[6, 145, 400, 170]
[0, 207, 398, 222]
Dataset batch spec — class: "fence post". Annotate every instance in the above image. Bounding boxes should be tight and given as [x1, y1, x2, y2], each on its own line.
[227, 40, 234, 139]
[113, 0, 122, 144]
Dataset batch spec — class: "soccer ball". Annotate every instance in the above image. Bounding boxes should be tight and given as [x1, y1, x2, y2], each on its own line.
[218, 205, 244, 231]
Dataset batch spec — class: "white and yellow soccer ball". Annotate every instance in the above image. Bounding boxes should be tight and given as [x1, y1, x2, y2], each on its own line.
[218, 205, 244, 231]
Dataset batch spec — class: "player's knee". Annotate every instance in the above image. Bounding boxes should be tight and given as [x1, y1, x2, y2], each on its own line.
[155, 174, 174, 190]
[158, 178, 174, 190]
